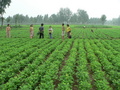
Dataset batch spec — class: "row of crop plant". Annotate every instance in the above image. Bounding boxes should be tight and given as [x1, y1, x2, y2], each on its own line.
[0, 38, 120, 89]
[84, 39, 112, 90]
[18, 40, 61, 89]
[0, 39, 50, 72]
[0, 39, 61, 89]
[37, 40, 72, 90]
[57, 40, 78, 89]
[77, 40, 92, 89]
[93, 40, 120, 89]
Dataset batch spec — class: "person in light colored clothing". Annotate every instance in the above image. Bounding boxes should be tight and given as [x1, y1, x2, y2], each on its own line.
[6, 24, 11, 38]
[62, 23, 65, 39]
[48, 26, 53, 39]
[30, 24, 34, 38]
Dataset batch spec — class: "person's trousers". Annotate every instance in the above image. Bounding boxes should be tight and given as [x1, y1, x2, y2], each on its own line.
[39, 33, 44, 38]
[67, 31, 71, 38]
[6, 31, 10, 38]
[49, 33, 52, 39]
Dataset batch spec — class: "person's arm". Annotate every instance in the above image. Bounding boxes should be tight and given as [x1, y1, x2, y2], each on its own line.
[62, 26, 64, 31]
[30, 27, 32, 32]
[70, 27, 71, 31]
[6, 27, 9, 32]
[66, 27, 68, 32]
[52, 28, 53, 33]
[9, 27, 11, 31]
[6, 27, 7, 31]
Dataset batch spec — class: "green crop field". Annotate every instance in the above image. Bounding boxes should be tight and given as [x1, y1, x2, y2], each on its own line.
[0, 25, 120, 90]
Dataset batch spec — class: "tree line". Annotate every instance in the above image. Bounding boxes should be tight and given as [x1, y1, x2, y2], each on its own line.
[106, 16, 120, 25]
[1, 8, 108, 26]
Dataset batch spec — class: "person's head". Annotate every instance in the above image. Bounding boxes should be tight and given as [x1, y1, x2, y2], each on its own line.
[62, 23, 64, 26]
[41, 23, 44, 26]
[67, 24, 69, 27]
[49, 26, 52, 28]
[7, 24, 10, 26]
[30, 24, 33, 27]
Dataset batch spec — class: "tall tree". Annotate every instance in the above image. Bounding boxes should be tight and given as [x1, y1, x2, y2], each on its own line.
[33, 17, 37, 24]
[29, 16, 34, 23]
[69, 13, 78, 24]
[77, 9, 89, 24]
[6, 16, 11, 23]
[100, 14, 107, 25]
[118, 16, 120, 25]
[64, 8, 72, 23]
[57, 8, 65, 23]
[0, 0, 11, 26]
[88, 18, 101, 25]
[36, 15, 43, 23]
[49, 14, 58, 24]
[24, 15, 30, 24]
[111, 16, 120, 25]
[13, 14, 19, 26]
[57, 8, 72, 23]
[44, 14, 49, 23]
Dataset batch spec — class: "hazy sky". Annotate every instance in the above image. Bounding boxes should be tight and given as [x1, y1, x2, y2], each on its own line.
[4, 0, 120, 20]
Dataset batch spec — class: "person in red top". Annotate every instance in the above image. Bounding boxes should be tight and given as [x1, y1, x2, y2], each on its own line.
[6, 24, 11, 38]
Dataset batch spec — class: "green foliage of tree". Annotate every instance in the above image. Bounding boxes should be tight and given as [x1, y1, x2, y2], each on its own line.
[77, 9, 89, 24]
[110, 16, 120, 25]
[100, 14, 107, 25]
[6, 7, 120, 25]
[57, 8, 72, 23]
[69, 13, 78, 24]
[13, 14, 19, 26]
[49, 14, 59, 24]
[6, 16, 11, 23]
[88, 18, 101, 25]
[44, 14, 49, 23]
[0, 0, 11, 26]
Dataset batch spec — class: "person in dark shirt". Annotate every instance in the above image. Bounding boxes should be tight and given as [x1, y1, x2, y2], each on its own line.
[39, 23, 44, 38]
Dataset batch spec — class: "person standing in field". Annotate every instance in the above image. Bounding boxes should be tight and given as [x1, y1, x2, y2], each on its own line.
[48, 26, 53, 39]
[39, 23, 44, 38]
[30, 24, 34, 38]
[66, 24, 72, 38]
[62, 23, 65, 39]
[6, 24, 11, 38]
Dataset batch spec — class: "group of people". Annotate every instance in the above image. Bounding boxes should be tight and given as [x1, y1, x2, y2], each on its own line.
[30, 23, 72, 39]
[6, 23, 72, 39]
